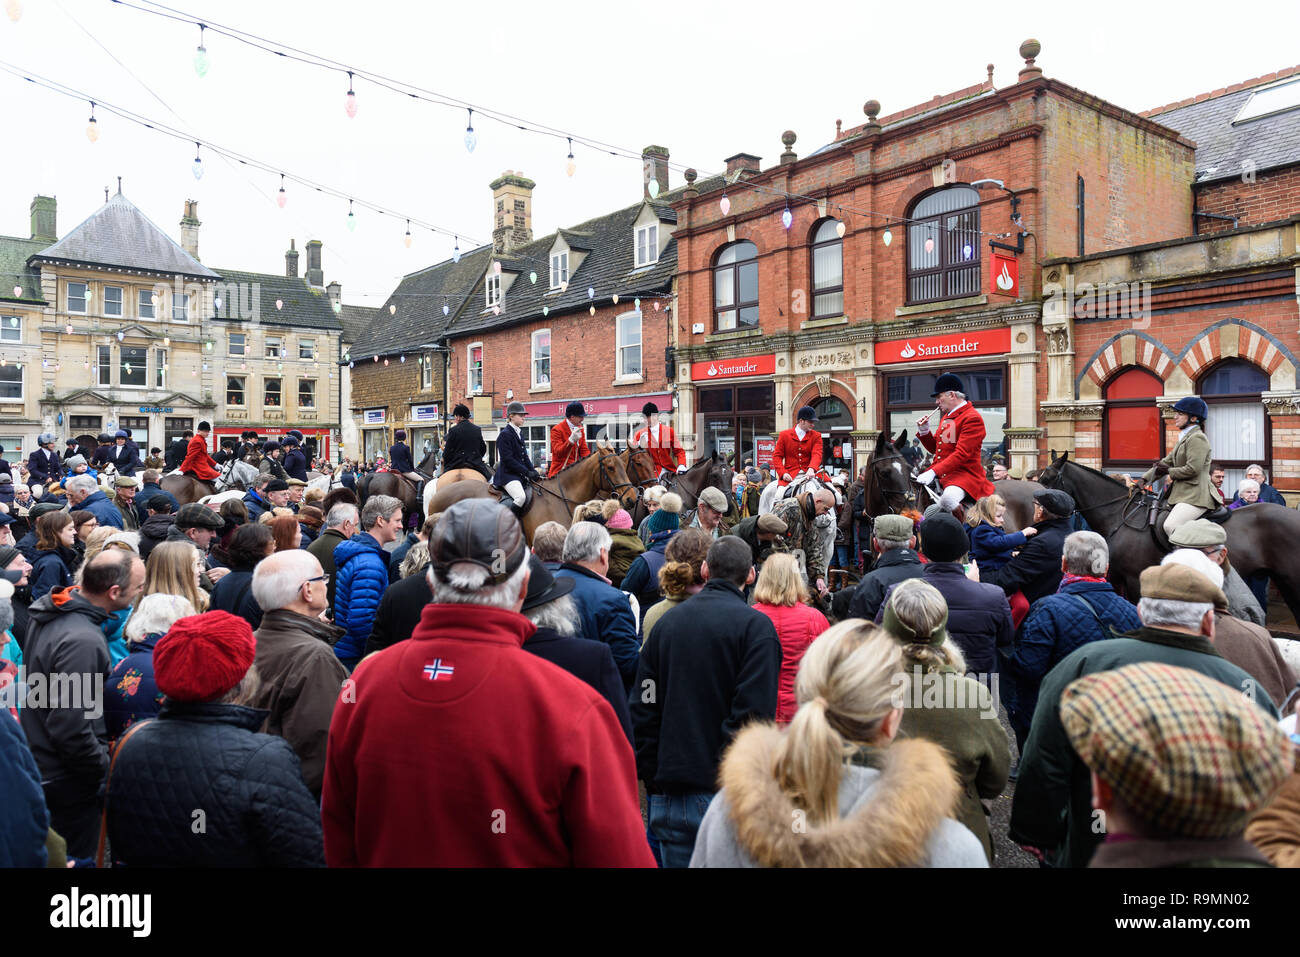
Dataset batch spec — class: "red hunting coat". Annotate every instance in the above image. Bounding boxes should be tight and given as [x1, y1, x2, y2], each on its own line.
[548, 420, 590, 477]
[179, 433, 219, 481]
[771, 427, 823, 486]
[632, 424, 686, 473]
[918, 401, 995, 501]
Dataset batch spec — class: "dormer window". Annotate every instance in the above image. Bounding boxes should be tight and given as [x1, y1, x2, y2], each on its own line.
[550, 252, 569, 289]
[486, 273, 501, 308]
[636, 224, 659, 267]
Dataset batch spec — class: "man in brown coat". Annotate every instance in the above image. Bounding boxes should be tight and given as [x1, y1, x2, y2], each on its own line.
[307, 502, 359, 616]
[249, 549, 348, 798]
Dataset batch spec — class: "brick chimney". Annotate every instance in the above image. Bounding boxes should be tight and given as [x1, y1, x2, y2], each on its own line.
[724, 153, 762, 179]
[490, 171, 535, 254]
[305, 240, 324, 288]
[179, 199, 200, 260]
[327, 281, 341, 306]
[29, 196, 56, 243]
[642, 146, 670, 199]
[285, 239, 299, 279]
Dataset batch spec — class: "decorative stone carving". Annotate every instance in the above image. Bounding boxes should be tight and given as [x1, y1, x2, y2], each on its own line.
[795, 348, 855, 373]
[1261, 392, 1300, 415]
[1045, 327, 1071, 354]
[815, 375, 832, 397]
[1040, 402, 1104, 420]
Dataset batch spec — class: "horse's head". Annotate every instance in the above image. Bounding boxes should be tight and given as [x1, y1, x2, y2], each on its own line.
[622, 445, 658, 488]
[591, 445, 638, 511]
[867, 429, 915, 513]
[1036, 449, 1071, 492]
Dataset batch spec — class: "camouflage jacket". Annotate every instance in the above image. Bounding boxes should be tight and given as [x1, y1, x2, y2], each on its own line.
[771, 497, 825, 583]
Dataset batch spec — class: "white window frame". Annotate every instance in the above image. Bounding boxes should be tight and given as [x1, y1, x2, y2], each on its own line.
[0, 434, 23, 461]
[264, 377, 282, 408]
[421, 352, 434, 390]
[299, 339, 315, 360]
[228, 333, 246, 357]
[172, 293, 189, 322]
[635, 224, 659, 267]
[119, 344, 148, 390]
[531, 329, 551, 388]
[468, 343, 483, 394]
[0, 365, 21, 402]
[616, 310, 642, 380]
[298, 378, 316, 409]
[67, 281, 88, 315]
[96, 345, 112, 386]
[104, 285, 123, 317]
[485, 274, 501, 308]
[265, 336, 282, 359]
[156, 348, 167, 389]
[0, 316, 20, 343]
[138, 288, 156, 319]
[549, 252, 569, 289]
[226, 375, 246, 408]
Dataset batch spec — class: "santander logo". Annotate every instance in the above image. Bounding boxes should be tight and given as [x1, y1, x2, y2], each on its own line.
[899, 342, 916, 359]
[996, 261, 1015, 291]
[707, 363, 719, 377]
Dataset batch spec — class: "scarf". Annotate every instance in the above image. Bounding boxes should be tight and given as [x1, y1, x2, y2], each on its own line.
[1058, 573, 1107, 591]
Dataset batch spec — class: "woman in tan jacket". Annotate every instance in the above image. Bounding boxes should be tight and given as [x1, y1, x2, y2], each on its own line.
[1132, 395, 1217, 537]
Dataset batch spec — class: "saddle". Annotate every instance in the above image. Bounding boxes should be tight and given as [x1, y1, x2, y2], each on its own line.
[1140, 487, 1232, 551]
[489, 482, 534, 518]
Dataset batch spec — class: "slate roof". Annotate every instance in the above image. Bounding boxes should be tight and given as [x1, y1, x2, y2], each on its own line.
[1147, 75, 1300, 184]
[0, 235, 47, 305]
[337, 303, 379, 345]
[209, 268, 342, 331]
[29, 191, 220, 280]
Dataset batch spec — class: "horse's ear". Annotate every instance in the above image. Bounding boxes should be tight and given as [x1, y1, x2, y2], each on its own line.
[874, 431, 889, 454]
[894, 429, 909, 449]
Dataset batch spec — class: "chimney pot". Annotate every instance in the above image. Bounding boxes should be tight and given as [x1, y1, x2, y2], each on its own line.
[179, 199, 201, 260]
[305, 239, 324, 288]
[285, 239, 299, 279]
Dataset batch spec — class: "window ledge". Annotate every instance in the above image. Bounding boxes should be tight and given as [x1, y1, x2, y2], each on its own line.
[528, 384, 553, 395]
[895, 294, 988, 317]
[800, 315, 848, 330]
[612, 375, 644, 386]
[704, 327, 763, 344]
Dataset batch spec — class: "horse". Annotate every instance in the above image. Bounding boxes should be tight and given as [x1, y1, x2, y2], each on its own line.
[1037, 450, 1300, 621]
[662, 452, 734, 513]
[620, 445, 660, 527]
[425, 444, 639, 543]
[159, 457, 259, 506]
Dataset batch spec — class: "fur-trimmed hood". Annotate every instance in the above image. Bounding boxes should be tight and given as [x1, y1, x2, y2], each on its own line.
[718, 724, 961, 867]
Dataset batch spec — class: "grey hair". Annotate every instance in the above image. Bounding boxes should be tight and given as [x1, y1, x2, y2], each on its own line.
[65, 474, 98, 496]
[1236, 479, 1260, 495]
[361, 494, 402, 530]
[125, 594, 196, 644]
[1138, 597, 1214, 630]
[1062, 531, 1109, 576]
[252, 549, 323, 613]
[0, 597, 13, 636]
[562, 521, 612, 564]
[522, 592, 579, 637]
[1245, 464, 1266, 479]
[874, 534, 911, 551]
[325, 503, 359, 529]
[428, 558, 529, 608]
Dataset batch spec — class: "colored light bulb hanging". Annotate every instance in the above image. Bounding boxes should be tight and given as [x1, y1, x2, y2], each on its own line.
[86, 102, 98, 142]
[404, 221, 412, 248]
[719, 193, 730, 216]
[11, 285, 19, 297]
[781, 206, 793, 230]
[5, 0, 22, 23]
[346, 200, 356, 232]
[836, 220, 846, 239]
[565, 138, 575, 178]
[882, 227, 893, 246]
[275, 299, 283, 310]
[344, 72, 357, 119]
[64, 323, 73, 335]
[464, 108, 476, 153]
[924, 236, 935, 254]
[442, 303, 450, 316]
[389, 304, 396, 315]
[277, 174, 287, 208]
[193, 24, 209, 78]
[493, 260, 501, 275]
[452, 238, 461, 263]
[192, 142, 203, 180]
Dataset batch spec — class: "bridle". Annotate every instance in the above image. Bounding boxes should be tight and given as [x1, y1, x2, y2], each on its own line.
[866, 448, 914, 515]
[531, 446, 637, 513]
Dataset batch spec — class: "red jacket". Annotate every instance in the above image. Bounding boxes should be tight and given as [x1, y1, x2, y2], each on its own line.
[917, 401, 995, 501]
[771, 427, 823, 485]
[547, 420, 590, 477]
[632, 424, 685, 473]
[321, 603, 655, 867]
[755, 602, 830, 724]
[179, 433, 219, 481]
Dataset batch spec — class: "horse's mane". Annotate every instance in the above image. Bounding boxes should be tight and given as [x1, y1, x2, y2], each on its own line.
[550, 444, 617, 479]
[1054, 455, 1124, 486]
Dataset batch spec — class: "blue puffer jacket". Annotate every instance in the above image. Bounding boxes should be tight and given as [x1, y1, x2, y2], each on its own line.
[102, 701, 324, 867]
[0, 712, 48, 866]
[30, 548, 74, 602]
[242, 489, 270, 523]
[621, 529, 675, 630]
[968, 522, 1028, 572]
[333, 533, 389, 667]
[999, 579, 1142, 738]
[77, 489, 124, 530]
[553, 563, 640, 689]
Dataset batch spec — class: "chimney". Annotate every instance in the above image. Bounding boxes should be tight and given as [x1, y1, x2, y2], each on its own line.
[29, 196, 56, 243]
[327, 281, 341, 306]
[724, 153, 762, 179]
[179, 199, 201, 260]
[642, 145, 670, 200]
[305, 240, 324, 288]
[285, 239, 299, 279]
[489, 171, 535, 254]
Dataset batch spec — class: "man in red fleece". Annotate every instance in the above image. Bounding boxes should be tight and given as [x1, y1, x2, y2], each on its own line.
[321, 498, 654, 867]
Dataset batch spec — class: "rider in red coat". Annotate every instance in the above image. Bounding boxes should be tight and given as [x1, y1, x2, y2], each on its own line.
[179, 421, 220, 481]
[771, 406, 823, 487]
[547, 401, 591, 477]
[916, 373, 995, 511]
[632, 401, 686, 479]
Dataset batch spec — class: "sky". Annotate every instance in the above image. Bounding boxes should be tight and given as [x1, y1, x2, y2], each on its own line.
[2, 0, 1299, 306]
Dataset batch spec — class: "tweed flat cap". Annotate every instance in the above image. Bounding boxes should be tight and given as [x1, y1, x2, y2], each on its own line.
[175, 502, 225, 530]
[1168, 519, 1227, 548]
[873, 514, 914, 541]
[697, 487, 729, 513]
[756, 513, 787, 535]
[114, 475, 139, 488]
[1060, 662, 1291, 839]
[1139, 563, 1226, 607]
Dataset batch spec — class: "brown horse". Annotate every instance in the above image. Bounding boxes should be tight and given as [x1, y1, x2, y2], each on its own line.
[362, 471, 424, 532]
[160, 457, 260, 505]
[426, 445, 639, 542]
[662, 452, 735, 512]
[620, 445, 660, 527]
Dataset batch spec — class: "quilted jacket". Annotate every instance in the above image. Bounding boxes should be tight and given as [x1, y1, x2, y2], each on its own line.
[333, 533, 389, 667]
[0, 713, 49, 867]
[553, 563, 640, 689]
[967, 522, 1028, 572]
[103, 701, 325, 867]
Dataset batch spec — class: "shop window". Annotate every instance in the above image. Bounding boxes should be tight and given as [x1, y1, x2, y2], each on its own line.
[1103, 367, 1164, 469]
[1199, 358, 1270, 493]
[810, 220, 844, 319]
[227, 376, 246, 407]
[906, 186, 980, 305]
[165, 417, 193, 446]
[713, 241, 758, 331]
[695, 382, 775, 469]
[883, 365, 1005, 454]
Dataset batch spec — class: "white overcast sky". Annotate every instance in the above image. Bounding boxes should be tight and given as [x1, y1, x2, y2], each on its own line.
[2, 0, 1299, 305]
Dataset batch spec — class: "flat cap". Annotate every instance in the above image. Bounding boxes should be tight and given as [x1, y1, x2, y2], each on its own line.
[264, 479, 289, 493]
[286, 478, 307, 487]
[1034, 488, 1075, 517]
[1061, 662, 1291, 839]
[756, 513, 787, 535]
[1168, 519, 1226, 548]
[175, 502, 225, 530]
[1139, 562, 1226, 607]
[114, 475, 139, 488]
[28, 502, 67, 521]
[429, 498, 527, 587]
[874, 513, 915, 541]
[697, 486, 729, 513]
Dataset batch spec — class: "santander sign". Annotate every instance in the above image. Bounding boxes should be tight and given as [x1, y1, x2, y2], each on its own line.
[691, 354, 777, 381]
[876, 327, 1011, 365]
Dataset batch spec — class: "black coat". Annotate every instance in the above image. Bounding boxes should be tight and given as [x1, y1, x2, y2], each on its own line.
[210, 567, 263, 630]
[630, 579, 781, 793]
[363, 567, 431, 658]
[524, 627, 633, 745]
[441, 419, 490, 475]
[283, 447, 309, 482]
[491, 423, 537, 486]
[983, 516, 1072, 604]
[107, 443, 141, 476]
[165, 438, 187, 471]
[25, 448, 60, 486]
[847, 548, 924, 621]
[103, 701, 324, 867]
[388, 442, 415, 473]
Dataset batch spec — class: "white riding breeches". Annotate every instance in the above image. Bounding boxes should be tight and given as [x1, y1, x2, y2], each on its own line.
[938, 485, 965, 511]
[504, 480, 526, 508]
[1164, 502, 1204, 536]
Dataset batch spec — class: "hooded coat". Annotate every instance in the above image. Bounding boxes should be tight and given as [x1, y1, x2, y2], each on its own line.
[689, 729, 986, 867]
[138, 513, 175, 560]
[0, 709, 49, 867]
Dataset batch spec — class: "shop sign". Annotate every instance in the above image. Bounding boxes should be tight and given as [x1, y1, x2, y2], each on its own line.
[990, 252, 1019, 298]
[523, 393, 671, 418]
[138, 406, 172, 413]
[690, 354, 776, 381]
[363, 408, 386, 425]
[756, 438, 775, 466]
[876, 328, 1011, 365]
[411, 404, 441, 422]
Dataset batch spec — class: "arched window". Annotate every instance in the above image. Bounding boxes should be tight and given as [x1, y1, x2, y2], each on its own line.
[713, 241, 758, 331]
[810, 219, 843, 319]
[1103, 367, 1164, 469]
[1199, 358, 1271, 493]
[907, 186, 980, 305]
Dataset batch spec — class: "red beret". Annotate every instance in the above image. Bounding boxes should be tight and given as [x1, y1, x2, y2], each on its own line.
[153, 611, 256, 703]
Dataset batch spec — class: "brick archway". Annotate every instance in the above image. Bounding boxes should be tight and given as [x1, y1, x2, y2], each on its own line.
[1078, 331, 1177, 395]
[1174, 318, 1297, 387]
[792, 379, 857, 421]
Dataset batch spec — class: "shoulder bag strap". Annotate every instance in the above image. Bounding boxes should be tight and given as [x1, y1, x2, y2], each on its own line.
[96, 718, 155, 868]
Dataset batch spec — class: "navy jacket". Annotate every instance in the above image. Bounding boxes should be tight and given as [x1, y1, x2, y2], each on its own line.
[0, 712, 49, 867]
[492, 423, 538, 486]
[30, 547, 75, 602]
[134, 481, 180, 523]
[877, 562, 1012, 676]
[210, 567, 263, 631]
[164, 438, 187, 471]
[283, 446, 308, 482]
[968, 522, 1028, 573]
[621, 529, 674, 629]
[242, 489, 270, 523]
[388, 442, 415, 473]
[847, 548, 924, 622]
[78, 489, 124, 530]
[26, 448, 60, 486]
[333, 533, 389, 666]
[90, 444, 112, 468]
[107, 443, 140, 476]
[388, 531, 420, 584]
[983, 516, 1072, 604]
[103, 701, 324, 867]
[103, 634, 163, 741]
[554, 562, 639, 689]
[524, 626, 634, 745]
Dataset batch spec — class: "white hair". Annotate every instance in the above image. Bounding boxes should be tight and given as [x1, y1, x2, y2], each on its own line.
[325, 503, 359, 529]
[1245, 464, 1266, 479]
[1160, 548, 1225, 588]
[252, 549, 323, 613]
[1062, 531, 1109, 576]
[66, 474, 98, 496]
[1139, 597, 1214, 630]
[125, 594, 196, 644]
[562, 521, 612, 564]
[428, 558, 528, 608]
[522, 592, 579, 637]
[1236, 479, 1260, 495]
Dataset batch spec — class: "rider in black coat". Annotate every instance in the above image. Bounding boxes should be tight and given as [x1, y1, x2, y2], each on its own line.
[441, 404, 492, 479]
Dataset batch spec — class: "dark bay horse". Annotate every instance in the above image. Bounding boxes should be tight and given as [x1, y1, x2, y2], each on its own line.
[620, 445, 660, 528]
[664, 452, 735, 513]
[1038, 450, 1300, 620]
